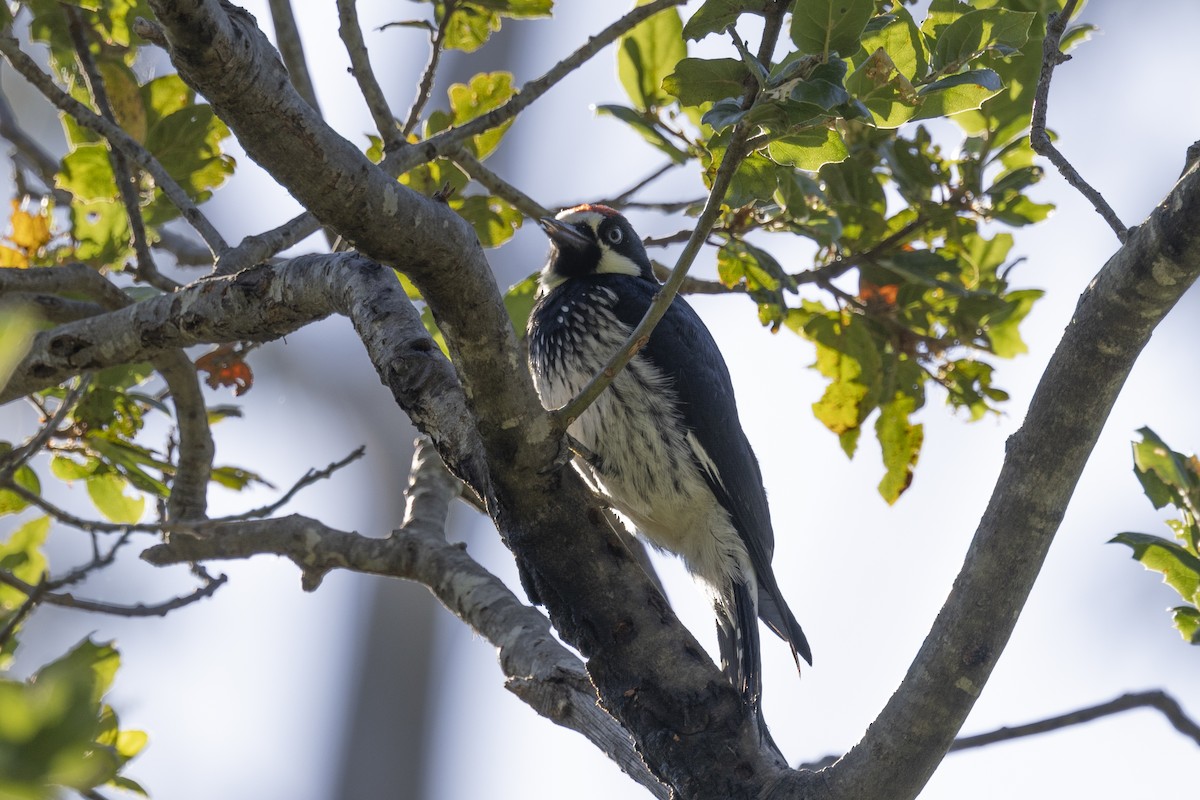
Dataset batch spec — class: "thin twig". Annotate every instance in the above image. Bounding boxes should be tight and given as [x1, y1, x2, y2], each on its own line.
[65, 6, 180, 293]
[0, 72, 64, 193]
[338, 0, 400, 148]
[0, 32, 229, 255]
[387, 0, 688, 175]
[225, 446, 366, 521]
[950, 690, 1200, 751]
[552, 22, 771, 429]
[597, 161, 680, 207]
[268, 0, 323, 113]
[800, 690, 1200, 771]
[1029, 0, 1127, 242]
[0, 567, 227, 617]
[401, 0, 454, 139]
[451, 147, 550, 220]
[0, 375, 90, 483]
[0, 572, 48, 650]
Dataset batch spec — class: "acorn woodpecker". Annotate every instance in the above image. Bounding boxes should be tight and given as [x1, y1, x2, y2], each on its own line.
[527, 204, 811, 741]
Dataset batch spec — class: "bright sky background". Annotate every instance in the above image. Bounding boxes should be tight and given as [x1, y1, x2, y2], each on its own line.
[3, 2, 1199, 799]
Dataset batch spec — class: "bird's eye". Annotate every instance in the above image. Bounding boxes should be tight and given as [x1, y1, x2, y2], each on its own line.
[605, 226, 624, 245]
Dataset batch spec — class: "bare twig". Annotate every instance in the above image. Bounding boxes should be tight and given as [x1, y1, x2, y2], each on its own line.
[596, 162, 681, 208]
[0, 572, 48, 650]
[338, 0, 400, 148]
[950, 690, 1200, 751]
[225, 446, 366, 521]
[0, 32, 228, 255]
[0, 567, 227, 617]
[0, 73, 64, 194]
[268, 0, 323, 113]
[451, 147, 550, 220]
[1029, 0, 1127, 242]
[400, 0, 454, 139]
[64, 7, 180, 293]
[0, 375, 89, 483]
[388, 0, 689, 174]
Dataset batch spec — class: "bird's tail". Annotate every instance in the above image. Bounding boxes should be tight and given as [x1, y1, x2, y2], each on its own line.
[756, 568, 812, 669]
[716, 580, 779, 749]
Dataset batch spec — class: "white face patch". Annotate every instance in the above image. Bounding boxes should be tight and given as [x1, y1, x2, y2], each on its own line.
[555, 208, 643, 279]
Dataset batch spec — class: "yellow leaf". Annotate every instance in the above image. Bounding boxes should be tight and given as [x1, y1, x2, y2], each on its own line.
[8, 199, 52, 252]
[0, 244, 28, 267]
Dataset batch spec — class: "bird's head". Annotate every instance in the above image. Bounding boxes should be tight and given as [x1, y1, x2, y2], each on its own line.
[538, 204, 654, 291]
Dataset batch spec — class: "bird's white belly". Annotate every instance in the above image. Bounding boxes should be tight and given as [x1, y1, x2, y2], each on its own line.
[530, 303, 751, 594]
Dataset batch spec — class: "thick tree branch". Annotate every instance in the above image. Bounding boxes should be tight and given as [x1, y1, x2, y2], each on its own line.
[142, 437, 668, 797]
[1, 253, 486, 495]
[815, 157, 1200, 800]
[133, 4, 810, 797]
[213, 211, 322, 275]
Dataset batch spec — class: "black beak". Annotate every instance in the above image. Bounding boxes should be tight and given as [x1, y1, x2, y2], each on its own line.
[538, 217, 593, 252]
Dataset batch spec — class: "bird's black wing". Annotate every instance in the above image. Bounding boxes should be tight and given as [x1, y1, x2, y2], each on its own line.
[605, 277, 811, 667]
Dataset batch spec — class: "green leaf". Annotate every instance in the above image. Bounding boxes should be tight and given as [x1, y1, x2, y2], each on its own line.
[455, 194, 522, 247]
[983, 288, 1042, 357]
[58, 144, 117, 201]
[790, 0, 875, 58]
[440, 4, 501, 53]
[858, 5, 927, 78]
[39, 638, 121, 705]
[1173, 606, 1200, 644]
[806, 314, 883, 437]
[0, 460, 41, 516]
[765, 127, 849, 170]
[1110, 533, 1200, 607]
[445, 71, 517, 158]
[504, 273, 540, 337]
[876, 392, 923, 504]
[1130, 427, 1194, 511]
[662, 58, 750, 107]
[85, 471, 145, 523]
[683, 0, 767, 41]
[0, 516, 49, 610]
[701, 98, 747, 131]
[594, 104, 689, 163]
[208, 465, 271, 491]
[930, 9, 1036, 72]
[912, 69, 1003, 120]
[0, 308, 39, 399]
[51, 455, 102, 481]
[617, 0, 687, 111]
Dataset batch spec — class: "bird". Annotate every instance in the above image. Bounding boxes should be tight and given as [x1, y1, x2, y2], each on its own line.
[526, 203, 811, 743]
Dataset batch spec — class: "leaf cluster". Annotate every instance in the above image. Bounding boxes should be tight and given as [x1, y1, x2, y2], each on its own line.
[1112, 429, 1200, 644]
[588, 0, 1088, 502]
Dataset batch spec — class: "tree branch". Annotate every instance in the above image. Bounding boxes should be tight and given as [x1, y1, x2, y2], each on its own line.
[141, 437, 669, 797]
[0, 566, 226, 617]
[818, 155, 1200, 800]
[267, 0, 322, 113]
[336, 0, 399, 148]
[1029, 0, 1127, 242]
[1, 253, 487, 495]
[0, 31, 228, 256]
[388, 0, 689, 174]
[949, 691, 1200, 752]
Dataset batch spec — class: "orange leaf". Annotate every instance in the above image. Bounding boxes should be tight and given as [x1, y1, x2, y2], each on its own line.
[195, 344, 254, 396]
[9, 199, 52, 252]
[859, 279, 899, 308]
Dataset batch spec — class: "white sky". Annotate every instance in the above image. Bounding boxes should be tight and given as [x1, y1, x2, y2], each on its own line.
[2, 2, 1199, 799]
